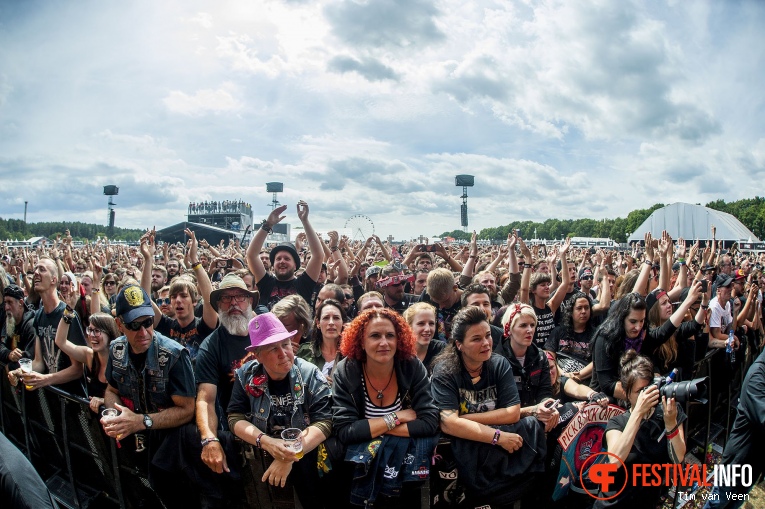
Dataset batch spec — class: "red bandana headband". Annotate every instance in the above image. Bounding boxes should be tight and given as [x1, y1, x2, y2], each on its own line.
[503, 303, 524, 337]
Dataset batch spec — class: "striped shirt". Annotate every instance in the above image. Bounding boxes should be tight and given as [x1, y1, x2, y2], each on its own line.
[361, 372, 402, 419]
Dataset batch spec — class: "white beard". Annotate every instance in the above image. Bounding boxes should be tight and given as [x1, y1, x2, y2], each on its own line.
[219, 307, 254, 336]
[5, 314, 16, 336]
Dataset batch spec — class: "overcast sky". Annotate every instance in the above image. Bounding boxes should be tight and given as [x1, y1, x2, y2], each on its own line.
[1, 0, 764, 241]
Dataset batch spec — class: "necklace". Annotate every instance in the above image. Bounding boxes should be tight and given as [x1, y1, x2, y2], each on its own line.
[466, 363, 483, 384]
[363, 364, 395, 400]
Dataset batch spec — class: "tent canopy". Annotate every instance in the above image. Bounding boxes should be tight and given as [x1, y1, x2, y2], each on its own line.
[627, 203, 759, 243]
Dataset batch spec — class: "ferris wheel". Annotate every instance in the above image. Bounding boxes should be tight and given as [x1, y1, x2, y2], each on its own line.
[344, 214, 375, 242]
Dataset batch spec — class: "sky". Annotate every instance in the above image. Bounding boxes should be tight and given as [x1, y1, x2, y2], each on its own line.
[1, 0, 764, 241]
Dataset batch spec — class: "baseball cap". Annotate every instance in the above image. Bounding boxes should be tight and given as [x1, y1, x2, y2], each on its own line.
[646, 288, 668, 312]
[732, 269, 746, 281]
[715, 275, 733, 288]
[115, 286, 154, 324]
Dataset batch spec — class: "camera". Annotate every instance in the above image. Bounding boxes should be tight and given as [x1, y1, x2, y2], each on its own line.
[648, 374, 709, 405]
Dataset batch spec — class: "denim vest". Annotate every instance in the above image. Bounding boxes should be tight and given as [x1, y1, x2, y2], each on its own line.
[234, 357, 331, 435]
[109, 332, 184, 412]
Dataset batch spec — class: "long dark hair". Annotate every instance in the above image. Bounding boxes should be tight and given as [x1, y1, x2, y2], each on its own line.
[591, 293, 646, 360]
[310, 299, 347, 351]
[561, 291, 593, 334]
[89, 312, 120, 376]
[432, 306, 487, 376]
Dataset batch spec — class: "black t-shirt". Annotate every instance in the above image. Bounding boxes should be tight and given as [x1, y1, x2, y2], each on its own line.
[34, 301, 87, 394]
[431, 353, 520, 416]
[545, 325, 594, 366]
[155, 314, 215, 363]
[194, 327, 255, 430]
[594, 406, 687, 508]
[257, 272, 316, 311]
[420, 340, 446, 374]
[532, 303, 555, 349]
[267, 376, 293, 434]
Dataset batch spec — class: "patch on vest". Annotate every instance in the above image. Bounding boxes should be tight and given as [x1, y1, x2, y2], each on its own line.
[158, 352, 169, 367]
[113, 342, 126, 361]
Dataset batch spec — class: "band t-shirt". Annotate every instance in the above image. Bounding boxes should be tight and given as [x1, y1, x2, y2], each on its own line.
[431, 354, 520, 417]
[267, 376, 293, 434]
[194, 327, 255, 431]
[155, 315, 215, 363]
[545, 326, 594, 367]
[532, 303, 555, 349]
[257, 272, 316, 311]
[34, 301, 87, 394]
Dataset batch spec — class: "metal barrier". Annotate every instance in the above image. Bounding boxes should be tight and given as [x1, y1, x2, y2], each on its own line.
[0, 361, 149, 509]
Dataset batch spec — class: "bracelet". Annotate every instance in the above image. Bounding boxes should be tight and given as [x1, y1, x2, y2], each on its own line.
[383, 413, 396, 430]
[701, 304, 709, 309]
[392, 411, 401, 427]
[260, 220, 273, 234]
[92, 288, 100, 293]
[330, 246, 339, 253]
[666, 428, 680, 440]
[62, 314, 73, 325]
[644, 260, 652, 266]
[201, 437, 220, 447]
[255, 432, 265, 449]
[191, 263, 202, 270]
[491, 429, 501, 446]
[523, 263, 532, 269]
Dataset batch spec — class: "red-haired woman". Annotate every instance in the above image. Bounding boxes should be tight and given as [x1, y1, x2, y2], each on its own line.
[332, 307, 439, 506]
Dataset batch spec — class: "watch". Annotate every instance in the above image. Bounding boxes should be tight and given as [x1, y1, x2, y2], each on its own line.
[143, 414, 153, 429]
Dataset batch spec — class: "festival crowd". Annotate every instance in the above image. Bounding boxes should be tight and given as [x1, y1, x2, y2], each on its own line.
[1, 201, 764, 509]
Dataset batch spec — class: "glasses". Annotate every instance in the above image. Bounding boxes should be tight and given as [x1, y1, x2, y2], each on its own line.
[86, 327, 103, 336]
[124, 317, 153, 332]
[219, 294, 248, 304]
[104, 281, 116, 286]
[156, 298, 171, 306]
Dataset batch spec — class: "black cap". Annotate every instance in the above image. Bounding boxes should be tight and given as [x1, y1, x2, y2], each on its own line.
[715, 275, 733, 289]
[269, 243, 300, 270]
[3, 284, 25, 301]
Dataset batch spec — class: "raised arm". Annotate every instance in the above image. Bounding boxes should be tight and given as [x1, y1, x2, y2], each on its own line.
[547, 237, 571, 314]
[54, 311, 92, 365]
[247, 205, 287, 283]
[186, 228, 218, 330]
[518, 237, 532, 305]
[299, 201, 324, 282]
[633, 232, 654, 296]
[461, 232, 479, 281]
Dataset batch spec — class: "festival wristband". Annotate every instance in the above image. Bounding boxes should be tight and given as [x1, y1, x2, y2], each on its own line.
[491, 429, 501, 446]
[201, 437, 220, 447]
[255, 432, 265, 449]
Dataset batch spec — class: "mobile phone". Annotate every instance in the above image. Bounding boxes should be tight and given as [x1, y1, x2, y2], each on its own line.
[423, 245, 438, 253]
[700, 280, 708, 293]
[225, 259, 233, 268]
[544, 399, 560, 409]
[218, 260, 227, 268]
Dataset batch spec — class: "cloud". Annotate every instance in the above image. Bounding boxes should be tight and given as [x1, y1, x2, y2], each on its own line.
[327, 55, 399, 82]
[325, 0, 445, 49]
[163, 84, 242, 116]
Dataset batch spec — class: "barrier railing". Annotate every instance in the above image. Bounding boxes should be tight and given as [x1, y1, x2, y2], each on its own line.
[0, 361, 133, 509]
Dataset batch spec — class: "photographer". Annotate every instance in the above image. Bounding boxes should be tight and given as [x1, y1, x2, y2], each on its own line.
[594, 351, 686, 508]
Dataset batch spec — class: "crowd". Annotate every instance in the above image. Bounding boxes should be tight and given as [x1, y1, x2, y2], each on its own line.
[1, 201, 764, 509]
[189, 200, 252, 215]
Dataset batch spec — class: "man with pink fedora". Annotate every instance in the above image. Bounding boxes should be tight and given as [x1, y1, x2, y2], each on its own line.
[227, 313, 335, 508]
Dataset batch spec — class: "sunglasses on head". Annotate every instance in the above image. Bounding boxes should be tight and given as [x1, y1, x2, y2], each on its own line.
[156, 298, 171, 306]
[124, 316, 153, 331]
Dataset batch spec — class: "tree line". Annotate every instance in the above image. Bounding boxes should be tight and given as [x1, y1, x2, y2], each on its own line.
[0, 218, 144, 242]
[439, 197, 765, 243]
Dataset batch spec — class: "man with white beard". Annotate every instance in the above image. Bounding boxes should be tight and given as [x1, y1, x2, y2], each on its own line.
[0, 284, 35, 368]
[189, 273, 259, 507]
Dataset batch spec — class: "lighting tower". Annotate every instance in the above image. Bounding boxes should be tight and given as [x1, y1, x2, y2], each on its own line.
[455, 175, 474, 231]
[266, 182, 283, 210]
[103, 185, 119, 237]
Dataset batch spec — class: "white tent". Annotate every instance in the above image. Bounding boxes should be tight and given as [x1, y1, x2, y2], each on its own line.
[627, 203, 758, 243]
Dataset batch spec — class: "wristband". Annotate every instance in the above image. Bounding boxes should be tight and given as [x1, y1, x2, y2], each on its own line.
[255, 432, 265, 449]
[201, 437, 220, 447]
[191, 263, 202, 270]
[491, 429, 501, 446]
[644, 260, 652, 266]
[330, 246, 339, 253]
[523, 263, 532, 269]
[391, 412, 401, 427]
[666, 428, 680, 440]
[701, 304, 709, 309]
[62, 314, 73, 325]
[260, 220, 273, 234]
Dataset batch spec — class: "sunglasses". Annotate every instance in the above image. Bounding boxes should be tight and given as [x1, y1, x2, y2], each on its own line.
[156, 298, 171, 306]
[124, 317, 153, 332]
[104, 281, 116, 286]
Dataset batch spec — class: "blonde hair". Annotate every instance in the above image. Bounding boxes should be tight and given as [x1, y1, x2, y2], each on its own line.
[500, 303, 537, 336]
[403, 302, 436, 326]
[426, 268, 455, 302]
